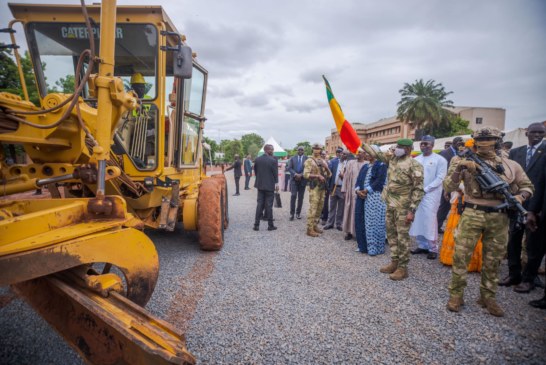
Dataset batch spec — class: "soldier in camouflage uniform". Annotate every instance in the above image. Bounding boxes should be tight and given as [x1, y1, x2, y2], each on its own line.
[303, 144, 332, 237]
[444, 126, 534, 317]
[363, 139, 424, 281]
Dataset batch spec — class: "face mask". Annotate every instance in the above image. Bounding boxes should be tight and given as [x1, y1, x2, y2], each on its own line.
[475, 140, 496, 158]
[394, 148, 406, 157]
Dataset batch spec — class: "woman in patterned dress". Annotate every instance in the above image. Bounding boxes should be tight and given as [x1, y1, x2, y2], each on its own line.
[355, 150, 388, 255]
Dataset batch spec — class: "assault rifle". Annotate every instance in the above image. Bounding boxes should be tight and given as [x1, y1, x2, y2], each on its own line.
[460, 149, 527, 223]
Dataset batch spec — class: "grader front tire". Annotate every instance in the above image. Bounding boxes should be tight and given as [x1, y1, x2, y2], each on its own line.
[198, 179, 225, 251]
[211, 174, 229, 229]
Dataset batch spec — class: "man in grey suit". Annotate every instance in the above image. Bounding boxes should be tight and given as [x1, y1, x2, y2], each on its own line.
[287, 146, 308, 220]
[253, 144, 279, 231]
[501, 122, 546, 292]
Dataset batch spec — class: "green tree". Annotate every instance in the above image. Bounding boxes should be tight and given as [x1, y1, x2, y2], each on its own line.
[291, 141, 312, 156]
[247, 143, 260, 159]
[241, 133, 264, 155]
[432, 115, 473, 138]
[53, 75, 75, 93]
[0, 45, 20, 94]
[397, 79, 454, 137]
[0, 48, 45, 105]
[21, 51, 42, 106]
[224, 139, 243, 162]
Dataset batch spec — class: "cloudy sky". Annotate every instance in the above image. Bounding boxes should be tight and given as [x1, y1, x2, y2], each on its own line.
[1, 0, 545, 149]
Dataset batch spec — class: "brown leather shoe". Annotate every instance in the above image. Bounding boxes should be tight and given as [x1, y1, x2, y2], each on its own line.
[307, 228, 320, 237]
[446, 296, 464, 312]
[513, 281, 535, 293]
[389, 267, 408, 281]
[498, 275, 521, 287]
[477, 297, 504, 317]
[380, 260, 398, 274]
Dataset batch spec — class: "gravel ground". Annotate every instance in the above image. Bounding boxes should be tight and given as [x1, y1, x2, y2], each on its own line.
[1, 171, 545, 364]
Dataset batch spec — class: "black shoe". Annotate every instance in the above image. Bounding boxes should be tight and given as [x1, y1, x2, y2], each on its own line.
[244, 187, 250, 190]
[529, 296, 546, 309]
[344, 233, 353, 240]
[427, 252, 437, 260]
[499, 275, 521, 287]
[296, 214, 302, 219]
[253, 225, 259, 231]
[323, 225, 334, 230]
[534, 276, 545, 289]
[233, 193, 240, 196]
[410, 248, 429, 255]
[289, 214, 294, 221]
[268, 226, 277, 231]
[514, 281, 535, 293]
[336, 226, 342, 231]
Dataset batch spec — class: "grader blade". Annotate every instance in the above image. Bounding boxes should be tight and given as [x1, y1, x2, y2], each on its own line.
[13, 275, 196, 365]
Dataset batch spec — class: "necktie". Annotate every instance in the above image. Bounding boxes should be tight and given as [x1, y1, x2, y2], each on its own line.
[298, 156, 302, 171]
[526, 146, 534, 167]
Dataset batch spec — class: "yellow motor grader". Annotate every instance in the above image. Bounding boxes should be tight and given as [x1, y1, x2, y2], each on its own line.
[0, 1, 228, 363]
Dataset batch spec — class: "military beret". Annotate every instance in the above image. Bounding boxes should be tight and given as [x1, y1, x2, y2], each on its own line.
[421, 135, 435, 143]
[312, 143, 323, 149]
[397, 138, 413, 147]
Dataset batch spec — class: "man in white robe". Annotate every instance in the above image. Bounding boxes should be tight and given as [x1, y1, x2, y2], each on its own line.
[341, 149, 368, 240]
[409, 135, 447, 259]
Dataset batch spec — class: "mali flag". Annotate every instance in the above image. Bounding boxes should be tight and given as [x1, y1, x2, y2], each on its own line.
[323, 75, 362, 153]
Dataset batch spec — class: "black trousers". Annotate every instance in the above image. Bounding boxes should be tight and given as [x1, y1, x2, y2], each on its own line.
[234, 176, 241, 194]
[507, 217, 525, 280]
[521, 218, 546, 283]
[437, 191, 450, 230]
[244, 174, 251, 189]
[255, 190, 274, 226]
[290, 179, 306, 215]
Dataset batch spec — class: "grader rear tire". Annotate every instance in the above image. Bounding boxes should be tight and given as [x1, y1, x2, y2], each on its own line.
[211, 174, 229, 229]
[198, 178, 225, 251]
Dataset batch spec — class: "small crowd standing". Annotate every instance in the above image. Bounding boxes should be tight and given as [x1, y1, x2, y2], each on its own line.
[228, 122, 546, 316]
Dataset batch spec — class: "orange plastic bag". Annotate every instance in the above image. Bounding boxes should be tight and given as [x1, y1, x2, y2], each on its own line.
[440, 197, 483, 272]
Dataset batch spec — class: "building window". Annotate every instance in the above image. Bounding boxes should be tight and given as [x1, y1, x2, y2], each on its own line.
[476, 117, 483, 124]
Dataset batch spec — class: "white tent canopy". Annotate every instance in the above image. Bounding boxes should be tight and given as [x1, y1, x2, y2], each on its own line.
[258, 137, 287, 157]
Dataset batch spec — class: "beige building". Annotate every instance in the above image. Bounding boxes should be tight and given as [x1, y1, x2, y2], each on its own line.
[325, 106, 505, 152]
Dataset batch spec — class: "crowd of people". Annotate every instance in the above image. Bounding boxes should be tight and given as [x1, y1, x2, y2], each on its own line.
[228, 122, 546, 317]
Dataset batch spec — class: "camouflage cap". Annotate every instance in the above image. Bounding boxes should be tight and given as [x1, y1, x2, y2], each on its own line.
[472, 126, 504, 139]
[397, 138, 413, 147]
[312, 143, 323, 150]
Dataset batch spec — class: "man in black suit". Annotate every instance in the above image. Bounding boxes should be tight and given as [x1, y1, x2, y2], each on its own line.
[501, 123, 546, 291]
[526, 163, 546, 309]
[225, 154, 243, 196]
[253, 144, 279, 231]
[244, 155, 252, 190]
[321, 147, 342, 224]
[287, 146, 308, 220]
[437, 136, 464, 231]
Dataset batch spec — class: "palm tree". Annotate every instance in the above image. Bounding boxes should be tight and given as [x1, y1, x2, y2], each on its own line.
[397, 79, 454, 137]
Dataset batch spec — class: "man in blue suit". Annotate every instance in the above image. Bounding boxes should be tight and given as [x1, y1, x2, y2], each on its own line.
[244, 155, 253, 190]
[287, 146, 308, 220]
